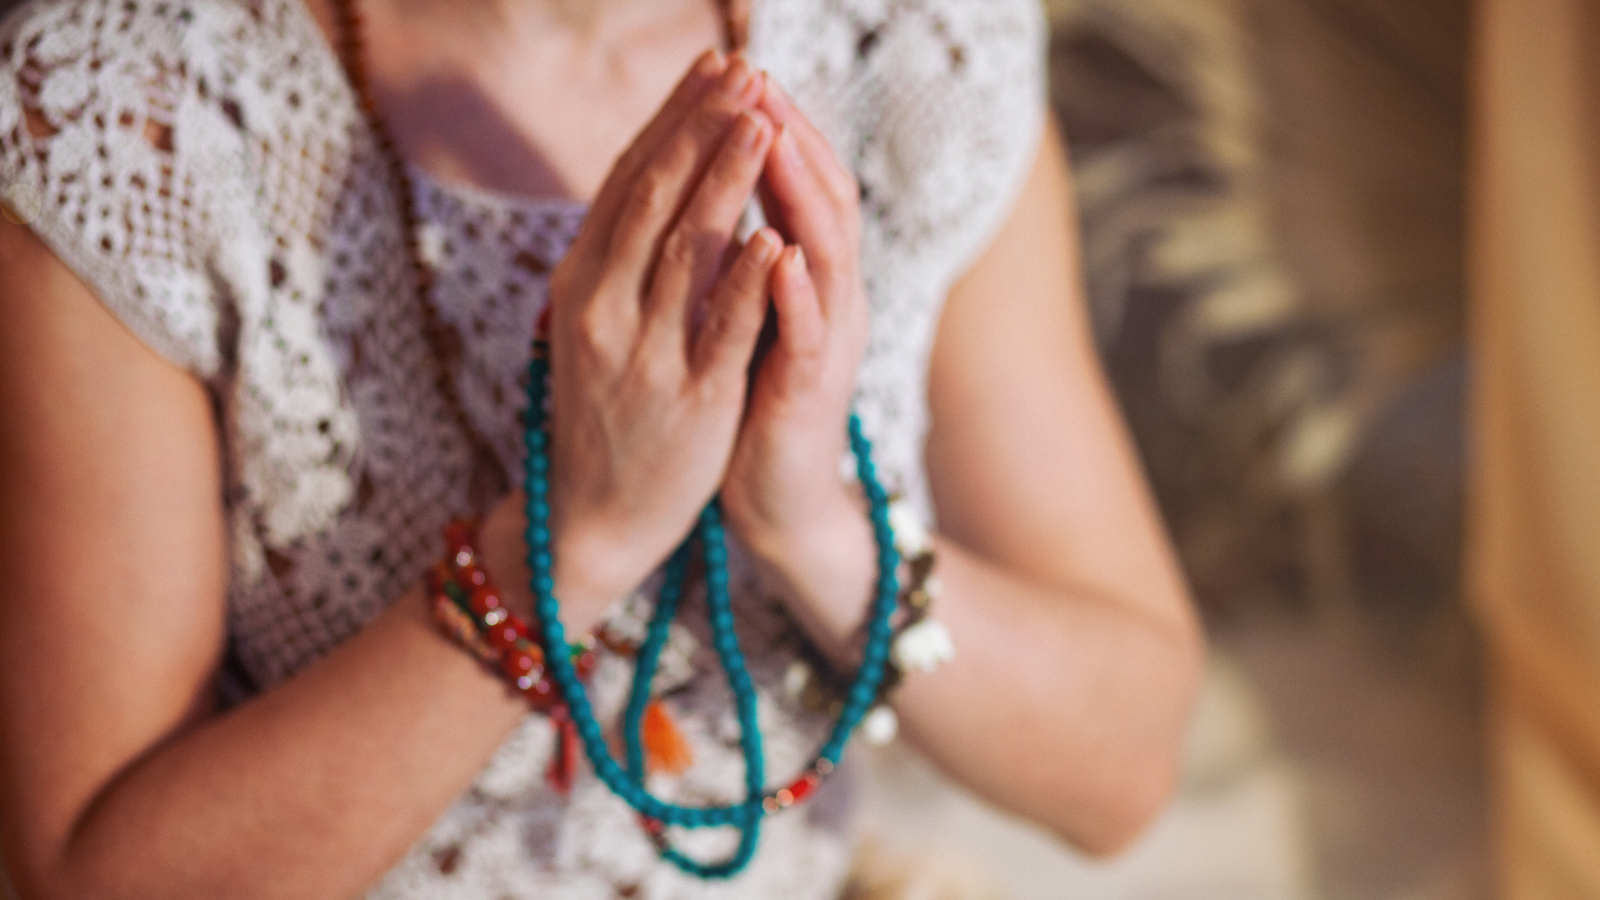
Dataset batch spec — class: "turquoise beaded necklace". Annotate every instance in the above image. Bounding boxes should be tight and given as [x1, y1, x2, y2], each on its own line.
[523, 344, 901, 878]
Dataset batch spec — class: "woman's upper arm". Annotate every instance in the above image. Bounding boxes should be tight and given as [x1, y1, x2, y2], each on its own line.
[0, 220, 227, 881]
[925, 117, 1193, 635]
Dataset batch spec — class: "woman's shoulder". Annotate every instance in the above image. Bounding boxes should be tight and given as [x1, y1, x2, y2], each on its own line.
[0, 0, 342, 171]
[0, 0, 308, 58]
[0, 0, 302, 96]
[0, 0, 351, 380]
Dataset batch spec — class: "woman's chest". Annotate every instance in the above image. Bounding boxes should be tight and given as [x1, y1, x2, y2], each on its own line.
[309, 0, 729, 203]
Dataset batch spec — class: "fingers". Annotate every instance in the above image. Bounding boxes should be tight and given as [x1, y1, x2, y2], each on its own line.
[600, 58, 766, 287]
[759, 123, 857, 295]
[753, 81, 861, 318]
[757, 82, 860, 209]
[578, 49, 727, 252]
[692, 227, 783, 380]
[644, 108, 774, 342]
[761, 245, 827, 396]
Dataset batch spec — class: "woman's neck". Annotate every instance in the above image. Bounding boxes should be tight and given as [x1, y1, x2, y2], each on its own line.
[312, 0, 731, 202]
[383, 0, 712, 43]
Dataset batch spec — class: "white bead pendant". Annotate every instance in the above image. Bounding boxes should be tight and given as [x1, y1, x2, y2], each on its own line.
[887, 499, 932, 556]
[891, 619, 956, 674]
[860, 704, 899, 745]
[783, 660, 813, 704]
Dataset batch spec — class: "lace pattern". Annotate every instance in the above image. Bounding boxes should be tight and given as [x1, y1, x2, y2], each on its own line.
[750, 0, 1046, 521]
[0, 0, 1043, 895]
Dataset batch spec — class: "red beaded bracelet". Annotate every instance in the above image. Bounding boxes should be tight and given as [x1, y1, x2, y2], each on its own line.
[427, 519, 700, 785]
[427, 520, 608, 792]
[427, 520, 600, 712]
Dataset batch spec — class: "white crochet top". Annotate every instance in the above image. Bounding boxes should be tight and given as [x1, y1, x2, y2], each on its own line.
[0, 0, 1043, 895]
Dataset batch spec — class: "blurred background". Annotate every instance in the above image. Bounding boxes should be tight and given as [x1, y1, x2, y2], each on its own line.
[860, 1, 1478, 899]
[0, 0, 1478, 897]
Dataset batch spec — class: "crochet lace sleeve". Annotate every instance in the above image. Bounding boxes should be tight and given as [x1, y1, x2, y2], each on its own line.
[1, 0, 366, 561]
[0, 0, 232, 378]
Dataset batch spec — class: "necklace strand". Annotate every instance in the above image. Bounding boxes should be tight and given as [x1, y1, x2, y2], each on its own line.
[331, 0, 504, 503]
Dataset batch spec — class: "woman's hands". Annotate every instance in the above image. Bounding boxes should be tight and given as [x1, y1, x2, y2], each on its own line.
[717, 85, 880, 652]
[479, 51, 785, 619]
[718, 86, 870, 543]
[480, 56, 878, 649]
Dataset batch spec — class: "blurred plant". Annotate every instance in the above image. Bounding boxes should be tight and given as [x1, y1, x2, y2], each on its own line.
[1046, 0, 1464, 623]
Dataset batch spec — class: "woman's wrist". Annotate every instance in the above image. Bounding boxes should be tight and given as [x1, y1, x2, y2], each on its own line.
[476, 500, 631, 636]
[734, 481, 879, 662]
[548, 525, 651, 620]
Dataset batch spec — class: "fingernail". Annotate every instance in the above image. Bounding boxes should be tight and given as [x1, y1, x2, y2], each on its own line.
[766, 78, 792, 109]
[734, 111, 768, 149]
[722, 55, 754, 96]
[751, 228, 779, 263]
[775, 123, 802, 165]
[695, 48, 725, 78]
[788, 245, 807, 273]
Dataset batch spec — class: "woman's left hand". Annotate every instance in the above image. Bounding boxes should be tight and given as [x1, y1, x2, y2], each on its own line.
[716, 81, 878, 648]
[726, 86, 1202, 853]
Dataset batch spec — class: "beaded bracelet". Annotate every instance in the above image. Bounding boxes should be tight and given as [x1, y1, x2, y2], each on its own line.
[426, 520, 605, 792]
[884, 498, 955, 677]
[427, 521, 600, 710]
[783, 497, 955, 746]
[429, 520, 710, 787]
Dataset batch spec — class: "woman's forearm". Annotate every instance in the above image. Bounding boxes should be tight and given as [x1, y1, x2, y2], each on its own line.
[748, 514, 1200, 857]
[30, 590, 527, 900]
[891, 539, 1201, 856]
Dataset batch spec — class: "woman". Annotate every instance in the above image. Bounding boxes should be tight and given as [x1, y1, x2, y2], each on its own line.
[0, 0, 1200, 896]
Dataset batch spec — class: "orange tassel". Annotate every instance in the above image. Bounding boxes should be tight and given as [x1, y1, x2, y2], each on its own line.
[547, 715, 580, 794]
[643, 699, 694, 775]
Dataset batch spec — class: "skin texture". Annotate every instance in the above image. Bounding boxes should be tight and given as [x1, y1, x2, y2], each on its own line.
[0, 1, 1202, 896]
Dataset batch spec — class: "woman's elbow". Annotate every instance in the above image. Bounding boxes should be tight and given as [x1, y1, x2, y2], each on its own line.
[1066, 737, 1187, 859]
[6, 825, 149, 900]
[1062, 616, 1205, 858]
[4, 849, 80, 900]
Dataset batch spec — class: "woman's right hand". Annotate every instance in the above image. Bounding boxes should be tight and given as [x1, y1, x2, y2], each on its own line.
[481, 50, 784, 617]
